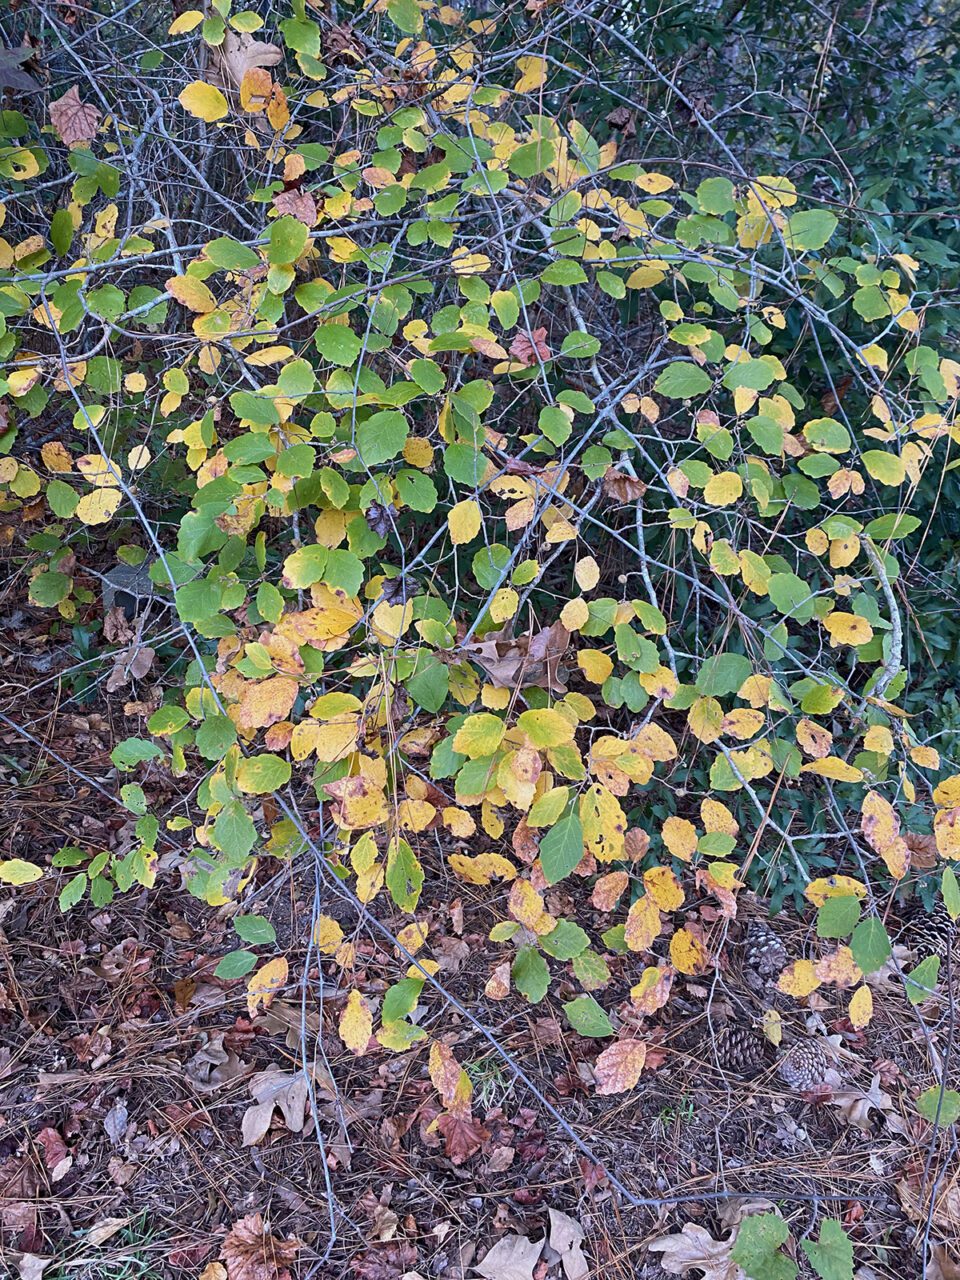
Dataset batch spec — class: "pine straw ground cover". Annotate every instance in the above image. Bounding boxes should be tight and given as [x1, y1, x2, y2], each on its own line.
[1, 678, 958, 1280]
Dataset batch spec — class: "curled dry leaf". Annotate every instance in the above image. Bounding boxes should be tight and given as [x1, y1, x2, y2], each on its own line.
[509, 326, 551, 366]
[214, 30, 282, 91]
[222, 1214, 300, 1280]
[602, 466, 647, 503]
[49, 85, 101, 148]
[548, 1208, 589, 1280]
[241, 1070, 309, 1146]
[475, 1232, 544, 1280]
[648, 1223, 745, 1279]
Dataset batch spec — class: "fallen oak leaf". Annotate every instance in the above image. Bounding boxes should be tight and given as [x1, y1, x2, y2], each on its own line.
[475, 1233, 544, 1280]
[548, 1208, 589, 1280]
[437, 1111, 489, 1164]
[241, 1070, 309, 1146]
[648, 1223, 745, 1279]
[49, 85, 101, 148]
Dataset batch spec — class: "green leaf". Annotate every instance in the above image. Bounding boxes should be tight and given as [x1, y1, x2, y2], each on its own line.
[29, 569, 71, 606]
[540, 919, 590, 960]
[904, 954, 940, 1003]
[387, 0, 422, 32]
[148, 705, 190, 735]
[382, 977, 424, 1022]
[786, 210, 839, 252]
[539, 813, 585, 884]
[800, 1220, 854, 1280]
[196, 714, 238, 760]
[696, 176, 736, 214]
[111, 738, 163, 770]
[512, 945, 550, 1002]
[850, 918, 892, 974]
[206, 236, 260, 270]
[916, 1085, 960, 1126]
[731, 1213, 796, 1280]
[236, 753, 292, 795]
[410, 358, 445, 394]
[654, 361, 713, 399]
[233, 914, 277, 946]
[768, 572, 817, 622]
[59, 873, 87, 912]
[816, 896, 860, 939]
[508, 139, 556, 177]
[356, 409, 408, 466]
[0, 858, 44, 885]
[50, 207, 74, 256]
[396, 469, 438, 512]
[386, 838, 423, 913]
[215, 949, 258, 979]
[267, 216, 309, 266]
[696, 652, 752, 697]
[562, 995, 614, 1037]
[120, 783, 147, 814]
[864, 513, 920, 540]
[315, 324, 362, 366]
[213, 800, 257, 860]
[943, 866, 960, 921]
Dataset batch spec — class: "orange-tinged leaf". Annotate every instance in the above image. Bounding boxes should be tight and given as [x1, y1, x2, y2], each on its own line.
[796, 717, 833, 758]
[594, 1039, 647, 1094]
[816, 945, 862, 987]
[246, 955, 288, 1015]
[429, 1040, 462, 1109]
[625, 894, 661, 952]
[339, 989, 373, 1055]
[629, 965, 673, 1015]
[935, 807, 960, 859]
[232, 675, 299, 732]
[669, 927, 710, 975]
[643, 866, 684, 912]
[777, 958, 820, 997]
[848, 984, 873, 1029]
[591, 870, 629, 912]
[165, 274, 217, 313]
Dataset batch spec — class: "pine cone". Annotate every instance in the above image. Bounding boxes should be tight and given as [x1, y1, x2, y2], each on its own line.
[778, 1039, 828, 1092]
[744, 920, 787, 978]
[900, 896, 954, 963]
[713, 1023, 770, 1076]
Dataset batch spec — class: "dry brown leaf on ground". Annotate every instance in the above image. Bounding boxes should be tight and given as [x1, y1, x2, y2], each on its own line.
[241, 1069, 309, 1146]
[929, 1243, 960, 1279]
[222, 1214, 300, 1280]
[548, 1209, 589, 1280]
[830, 1072, 904, 1133]
[49, 86, 101, 147]
[474, 1232, 544, 1280]
[648, 1223, 746, 1279]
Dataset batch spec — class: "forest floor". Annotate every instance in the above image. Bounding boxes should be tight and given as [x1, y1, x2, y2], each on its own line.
[2, 605, 959, 1280]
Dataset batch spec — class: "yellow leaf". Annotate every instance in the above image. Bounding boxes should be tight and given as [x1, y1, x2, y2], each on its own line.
[429, 1041, 464, 1109]
[721, 708, 764, 740]
[41, 441, 73, 473]
[165, 274, 216, 313]
[933, 776, 960, 808]
[508, 878, 555, 933]
[517, 707, 575, 749]
[804, 875, 866, 907]
[661, 815, 697, 862]
[703, 470, 743, 506]
[560, 597, 589, 630]
[800, 757, 864, 783]
[452, 712, 505, 759]
[448, 498, 481, 544]
[701, 798, 738, 836]
[339, 989, 373, 1055]
[629, 965, 673, 1015]
[76, 487, 121, 525]
[935, 807, 960, 859]
[574, 557, 600, 591]
[580, 782, 626, 862]
[910, 744, 940, 770]
[449, 851, 516, 884]
[796, 718, 833, 758]
[643, 866, 684, 912]
[688, 696, 723, 743]
[577, 649, 613, 684]
[816, 945, 862, 987]
[313, 915, 344, 954]
[822, 611, 873, 647]
[246, 955, 288, 1015]
[635, 171, 674, 194]
[669, 927, 709, 975]
[178, 81, 229, 123]
[0, 858, 44, 884]
[514, 55, 547, 93]
[127, 445, 150, 470]
[169, 9, 204, 33]
[848, 984, 873, 1029]
[489, 587, 518, 623]
[451, 247, 490, 276]
[625, 894, 661, 952]
[861, 790, 908, 880]
[777, 958, 820, 997]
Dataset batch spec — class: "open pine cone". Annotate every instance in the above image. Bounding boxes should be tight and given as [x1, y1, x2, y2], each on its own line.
[713, 1022, 770, 1077]
[899, 896, 955, 964]
[777, 1038, 828, 1092]
[743, 919, 787, 979]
